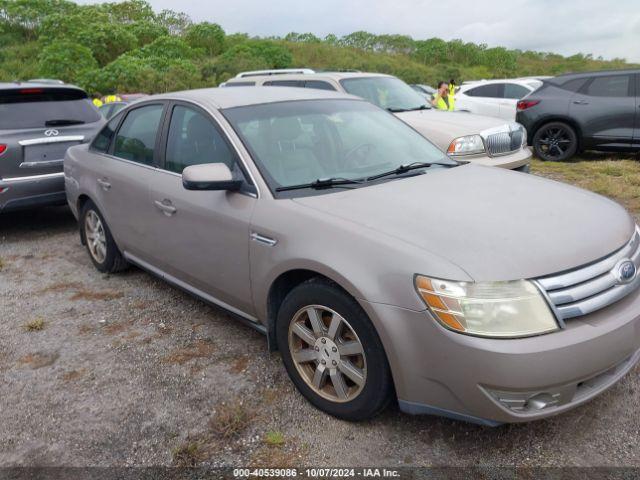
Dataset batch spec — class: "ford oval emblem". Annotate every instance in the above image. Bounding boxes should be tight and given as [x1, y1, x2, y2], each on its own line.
[616, 260, 636, 284]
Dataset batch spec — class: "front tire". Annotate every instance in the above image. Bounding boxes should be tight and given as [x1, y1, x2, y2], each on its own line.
[276, 278, 393, 421]
[80, 200, 128, 273]
[533, 121, 578, 161]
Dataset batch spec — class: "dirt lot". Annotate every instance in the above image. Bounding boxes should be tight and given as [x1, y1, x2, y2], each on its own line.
[1, 157, 640, 468]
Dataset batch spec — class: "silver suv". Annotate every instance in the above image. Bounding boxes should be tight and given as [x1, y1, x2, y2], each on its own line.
[223, 70, 531, 171]
[0, 82, 104, 212]
[65, 87, 640, 424]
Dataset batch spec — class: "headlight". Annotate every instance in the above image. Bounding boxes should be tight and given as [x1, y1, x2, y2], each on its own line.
[447, 134, 485, 156]
[415, 275, 559, 338]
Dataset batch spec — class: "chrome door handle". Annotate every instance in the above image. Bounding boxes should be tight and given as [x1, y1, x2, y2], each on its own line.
[154, 199, 177, 216]
[97, 178, 111, 191]
[572, 100, 589, 105]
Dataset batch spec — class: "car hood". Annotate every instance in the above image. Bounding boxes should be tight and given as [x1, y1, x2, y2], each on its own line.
[395, 110, 509, 150]
[292, 165, 634, 281]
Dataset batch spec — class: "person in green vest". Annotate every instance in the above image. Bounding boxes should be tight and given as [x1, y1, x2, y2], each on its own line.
[432, 81, 455, 111]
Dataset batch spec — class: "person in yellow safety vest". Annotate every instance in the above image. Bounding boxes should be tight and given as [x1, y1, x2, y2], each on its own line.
[92, 97, 103, 108]
[102, 94, 122, 104]
[431, 81, 455, 111]
[448, 78, 457, 99]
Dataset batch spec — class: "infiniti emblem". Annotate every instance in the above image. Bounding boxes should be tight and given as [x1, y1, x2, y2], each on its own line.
[44, 129, 59, 137]
[615, 259, 636, 284]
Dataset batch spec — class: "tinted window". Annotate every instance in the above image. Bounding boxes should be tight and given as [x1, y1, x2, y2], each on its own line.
[263, 80, 305, 87]
[340, 76, 428, 111]
[0, 88, 101, 129]
[113, 104, 163, 165]
[466, 84, 502, 98]
[304, 80, 336, 91]
[559, 78, 588, 92]
[503, 83, 530, 99]
[584, 75, 631, 97]
[91, 113, 123, 153]
[225, 81, 255, 87]
[165, 105, 237, 174]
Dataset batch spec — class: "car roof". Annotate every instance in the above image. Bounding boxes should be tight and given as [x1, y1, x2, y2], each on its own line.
[0, 81, 86, 91]
[225, 71, 392, 84]
[551, 68, 640, 81]
[146, 86, 362, 109]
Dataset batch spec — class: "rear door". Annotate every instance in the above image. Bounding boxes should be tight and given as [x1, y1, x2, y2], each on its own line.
[92, 102, 167, 259]
[570, 74, 635, 145]
[0, 87, 103, 180]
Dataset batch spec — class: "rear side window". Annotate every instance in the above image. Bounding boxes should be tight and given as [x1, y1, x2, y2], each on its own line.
[584, 75, 632, 97]
[164, 105, 237, 174]
[263, 80, 305, 87]
[0, 88, 101, 130]
[304, 80, 336, 91]
[503, 84, 530, 99]
[466, 84, 502, 98]
[113, 104, 164, 165]
[559, 78, 588, 92]
[91, 113, 123, 153]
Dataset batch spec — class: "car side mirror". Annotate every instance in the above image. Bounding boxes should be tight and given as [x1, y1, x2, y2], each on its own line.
[182, 163, 242, 191]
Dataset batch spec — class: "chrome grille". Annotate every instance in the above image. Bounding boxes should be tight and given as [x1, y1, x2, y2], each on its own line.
[484, 126, 524, 156]
[535, 229, 640, 322]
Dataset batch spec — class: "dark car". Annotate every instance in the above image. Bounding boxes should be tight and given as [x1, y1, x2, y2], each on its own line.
[0, 82, 104, 212]
[98, 101, 128, 119]
[516, 69, 640, 161]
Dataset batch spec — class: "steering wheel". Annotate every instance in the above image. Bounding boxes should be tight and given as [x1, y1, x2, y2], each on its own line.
[342, 143, 376, 169]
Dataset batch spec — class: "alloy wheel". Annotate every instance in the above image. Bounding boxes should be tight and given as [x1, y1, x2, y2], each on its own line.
[85, 210, 107, 264]
[537, 125, 573, 160]
[288, 305, 367, 403]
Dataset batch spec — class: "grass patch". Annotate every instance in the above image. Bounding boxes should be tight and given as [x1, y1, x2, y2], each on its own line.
[163, 339, 215, 365]
[24, 318, 45, 332]
[70, 289, 124, 301]
[531, 157, 640, 218]
[209, 402, 256, 439]
[172, 442, 203, 467]
[264, 431, 286, 447]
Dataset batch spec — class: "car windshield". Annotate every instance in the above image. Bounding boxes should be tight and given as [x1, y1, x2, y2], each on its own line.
[340, 76, 430, 112]
[223, 99, 454, 196]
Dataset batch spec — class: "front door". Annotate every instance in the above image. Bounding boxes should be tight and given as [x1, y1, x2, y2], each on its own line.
[146, 103, 257, 317]
[570, 74, 636, 146]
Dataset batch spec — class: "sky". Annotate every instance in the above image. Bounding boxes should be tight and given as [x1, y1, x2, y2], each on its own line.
[82, 0, 640, 62]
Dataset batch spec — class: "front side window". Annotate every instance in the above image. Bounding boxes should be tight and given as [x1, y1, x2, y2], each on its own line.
[113, 104, 164, 165]
[223, 99, 454, 196]
[340, 77, 428, 112]
[164, 105, 238, 174]
[503, 83, 530, 99]
[584, 75, 631, 97]
[305, 80, 336, 91]
[264, 80, 305, 88]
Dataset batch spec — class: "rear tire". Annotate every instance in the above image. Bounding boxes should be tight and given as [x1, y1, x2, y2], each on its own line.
[276, 278, 393, 421]
[80, 200, 128, 273]
[533, 122, 578, 161]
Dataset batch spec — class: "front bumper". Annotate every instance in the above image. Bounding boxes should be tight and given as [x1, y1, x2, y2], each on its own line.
[0, 172, 66, 212]
[359, 284, 640, 425]
[457, 146, 532, 170]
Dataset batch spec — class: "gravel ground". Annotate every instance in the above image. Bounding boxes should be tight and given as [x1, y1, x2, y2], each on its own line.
[1, 206, 639, 468]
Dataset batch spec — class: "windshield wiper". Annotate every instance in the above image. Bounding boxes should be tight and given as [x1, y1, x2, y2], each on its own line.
[45, 119, 85, 126]
[275, 177, 364, 192]
[386, 104, 431, 113]
[365, 162, 438, 181]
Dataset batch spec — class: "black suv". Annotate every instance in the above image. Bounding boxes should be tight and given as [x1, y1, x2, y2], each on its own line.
[0, 82, 104, 212]
[516, 70, 639, 161]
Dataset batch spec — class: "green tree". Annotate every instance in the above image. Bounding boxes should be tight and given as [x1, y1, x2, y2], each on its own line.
[185, 22, 225, 55]
[37, 40, 98, 83]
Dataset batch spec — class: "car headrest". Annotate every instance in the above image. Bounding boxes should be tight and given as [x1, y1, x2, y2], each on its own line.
[270, 117, 302, 142]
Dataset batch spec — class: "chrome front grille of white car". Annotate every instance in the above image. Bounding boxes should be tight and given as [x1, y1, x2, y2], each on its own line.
[482, 124, 525, 157]
[535, 228, 640, 323]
